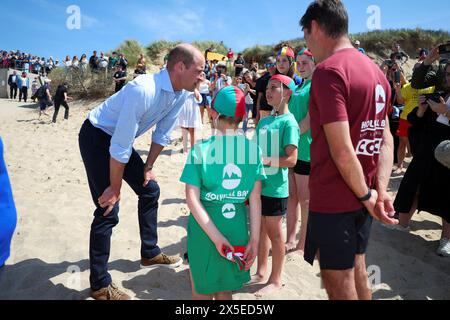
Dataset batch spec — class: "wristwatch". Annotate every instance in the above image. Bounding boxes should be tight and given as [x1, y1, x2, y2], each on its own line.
[358, 189, 372, 202]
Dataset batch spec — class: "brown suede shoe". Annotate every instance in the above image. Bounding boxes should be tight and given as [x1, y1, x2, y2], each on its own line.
[141, 253, 182, 269]
[90, 282, 131, 300]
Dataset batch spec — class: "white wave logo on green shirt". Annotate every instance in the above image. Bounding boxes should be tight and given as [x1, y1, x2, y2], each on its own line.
[222, 164, 242, 190]
[222, 204, 236, 219]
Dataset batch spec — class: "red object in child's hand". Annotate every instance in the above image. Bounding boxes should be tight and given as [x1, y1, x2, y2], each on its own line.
[222, 246, 247, 271]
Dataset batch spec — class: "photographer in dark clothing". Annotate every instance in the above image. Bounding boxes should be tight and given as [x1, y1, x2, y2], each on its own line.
[411, 42, 450, 92]
[52, 83, 72, 123]
[393, 62, 450, 257]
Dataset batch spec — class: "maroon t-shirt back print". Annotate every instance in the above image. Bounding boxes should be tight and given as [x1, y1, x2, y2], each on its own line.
[309, 48, 391, 214]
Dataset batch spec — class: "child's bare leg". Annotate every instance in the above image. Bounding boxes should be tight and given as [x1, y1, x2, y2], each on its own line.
[190, 270, 213, 300]
[255, 216, 284, 297]
[199, 106, 205, 124]
[214, 291, 232, 300]
[251, 217, 269, 284]
[207, 108, 216, 135]
[294, 173, 310, 254]
[181, 128, 189, 154]
[396, 137, 408, 171]
[189, 128, 196, 148]
[286, 171, 299, 252]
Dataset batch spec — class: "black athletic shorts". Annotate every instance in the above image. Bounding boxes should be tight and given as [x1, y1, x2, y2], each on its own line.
[304, 208, 373, 270]
[293, 160, 311, 176]
[261, 196, 288, 217]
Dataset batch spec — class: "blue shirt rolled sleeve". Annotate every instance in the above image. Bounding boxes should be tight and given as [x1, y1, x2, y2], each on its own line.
[109, 91, 146, 163]
[152, 94, 185, 147]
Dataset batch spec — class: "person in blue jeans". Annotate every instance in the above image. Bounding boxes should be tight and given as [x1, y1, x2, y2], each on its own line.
[0, 138, 17, 269]
[79, 44, 205, 300]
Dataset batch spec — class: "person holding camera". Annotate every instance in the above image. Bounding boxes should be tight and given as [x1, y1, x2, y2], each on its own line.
[243, 70, 258, 130]
[210, 61, 231, 98]
[392, 62, 450, 257]
[393, 81, 435, 171]
[234, 73, 256, 133]
[412, 41, 450, 91]
[382, 60, 407, 165]
[414, 48, 428, 70]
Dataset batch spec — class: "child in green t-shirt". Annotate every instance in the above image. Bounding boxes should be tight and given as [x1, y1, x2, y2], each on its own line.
[180, 86, 266, 300]
[286, 48, 316, 255]
[252, 75, 300, 297]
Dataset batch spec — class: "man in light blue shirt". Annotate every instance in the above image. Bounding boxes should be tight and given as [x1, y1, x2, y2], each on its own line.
[79, 44, 205, 300]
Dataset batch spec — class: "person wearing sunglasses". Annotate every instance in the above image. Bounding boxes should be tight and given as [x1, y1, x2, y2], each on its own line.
[255, 57, 277, 125]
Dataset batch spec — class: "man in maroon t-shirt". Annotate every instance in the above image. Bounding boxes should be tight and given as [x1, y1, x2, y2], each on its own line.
[299, 0, 398, 300]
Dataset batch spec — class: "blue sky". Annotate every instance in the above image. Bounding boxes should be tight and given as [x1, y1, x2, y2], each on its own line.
[3, 0, 450, 61]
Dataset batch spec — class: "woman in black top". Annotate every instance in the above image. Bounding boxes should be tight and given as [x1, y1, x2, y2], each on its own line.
[393, 63, 450, 256]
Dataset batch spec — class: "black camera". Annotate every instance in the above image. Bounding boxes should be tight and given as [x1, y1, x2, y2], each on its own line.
[394, 70, 401, 84]
[423, 92, 446, 103]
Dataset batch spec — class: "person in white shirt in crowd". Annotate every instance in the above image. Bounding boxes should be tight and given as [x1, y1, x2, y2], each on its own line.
[198, 72, 211, 124]
[176, 84, 203, 154]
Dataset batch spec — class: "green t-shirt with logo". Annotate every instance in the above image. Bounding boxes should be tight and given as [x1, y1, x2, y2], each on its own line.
[180, 135, 267, 204]
[288, 79, 312, 162]
[256, 112, 300, 198]
[180, 134, 267, 295]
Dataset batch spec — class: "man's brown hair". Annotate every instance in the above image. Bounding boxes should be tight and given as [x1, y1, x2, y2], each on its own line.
[299, 0, 349, 39]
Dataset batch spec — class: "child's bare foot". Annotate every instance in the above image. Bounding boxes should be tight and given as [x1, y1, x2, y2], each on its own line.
[246, 274, 266, 286]
[286, 249, 304, 262]
[394, 167, 404, 174]
[285, 242, 296, 253]
[254, 282, 284, 298]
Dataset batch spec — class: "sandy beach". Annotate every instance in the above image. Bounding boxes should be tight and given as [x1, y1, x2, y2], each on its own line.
[0, 98, 449, 300]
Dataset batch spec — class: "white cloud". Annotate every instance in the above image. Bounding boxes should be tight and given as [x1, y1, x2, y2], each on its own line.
[134, 8, 204, 39]
[81, 14, 102, 28]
